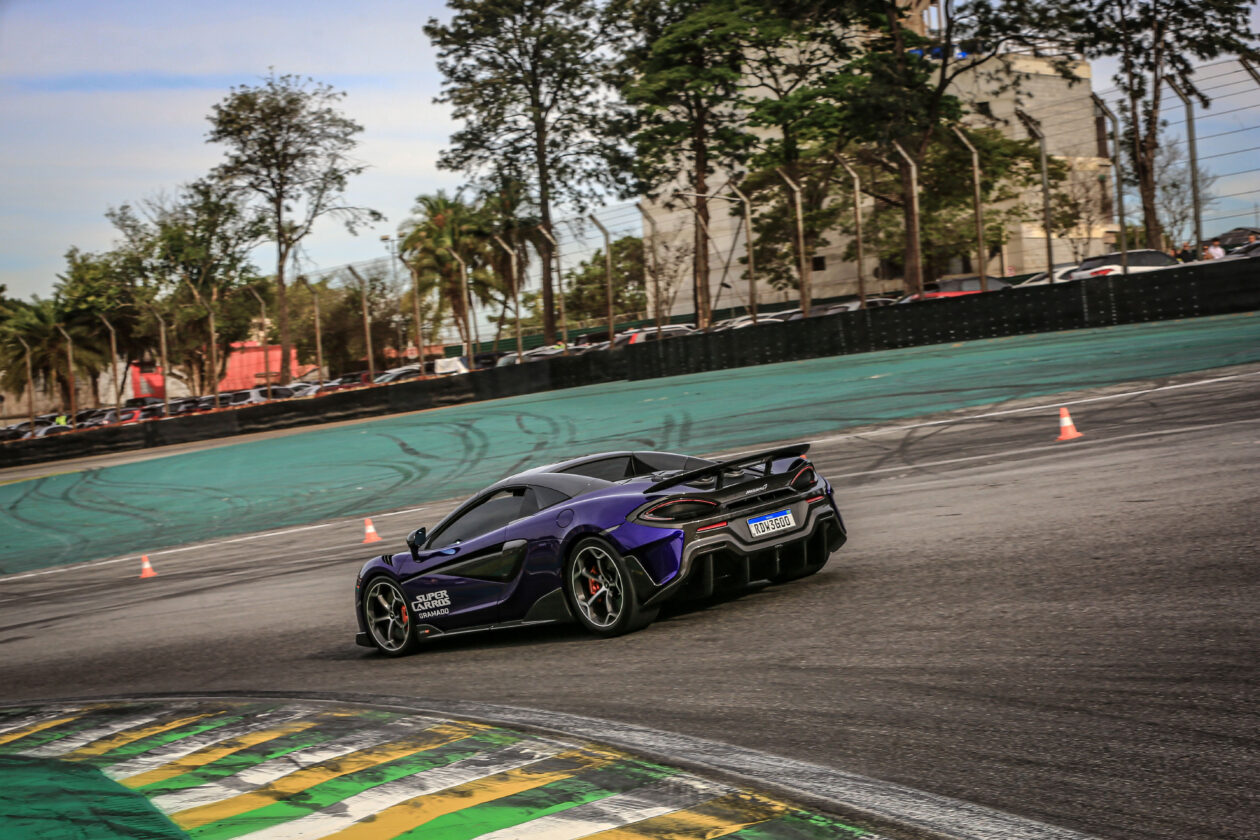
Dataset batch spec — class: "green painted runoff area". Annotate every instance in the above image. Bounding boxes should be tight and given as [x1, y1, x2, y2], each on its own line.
[1, 313, 1257, 574]
[0, 756, 190, 840]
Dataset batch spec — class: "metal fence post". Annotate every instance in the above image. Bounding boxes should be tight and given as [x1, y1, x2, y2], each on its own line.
[588, 215, 616, 342]
[1164, 77, 1204, 255]
[16, 336, 35, 430]
[837, 157, 867, 307]
[952, 127, 989, 289]
[727, 185, 758, 323]
[97, 313, 122, 412]
[1092, 94, 1129, 275]
[492, 235, 524, 362]
[535, 225, 570, 351]
[776, 168, 811, 316]
[1016, 109, 1055, 277]
[890, 143, 924, 296]
[634, 204, 665, 335]
[298, 276, 325, 388]
[54, 324, 77, 427]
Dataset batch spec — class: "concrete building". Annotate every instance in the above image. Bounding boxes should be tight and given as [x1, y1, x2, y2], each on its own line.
[641, 49, 1116, 321]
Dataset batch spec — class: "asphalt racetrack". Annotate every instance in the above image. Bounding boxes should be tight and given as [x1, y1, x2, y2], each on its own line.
[3, 357, 1258, 840]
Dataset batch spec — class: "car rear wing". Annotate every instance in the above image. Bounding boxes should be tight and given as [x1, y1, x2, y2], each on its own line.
[646, 443, 810, 493]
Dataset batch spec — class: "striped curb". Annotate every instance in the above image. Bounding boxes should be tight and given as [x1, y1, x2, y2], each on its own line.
[0, 700, 878, 840]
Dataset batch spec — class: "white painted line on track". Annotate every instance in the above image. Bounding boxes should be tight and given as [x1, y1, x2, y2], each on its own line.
[0, 706, 83, 735]
[470, 776, 731, 840]
[405, 698, 1100, 840]
[102, 708, 314, 781]
[18, 712, 163, 757]
[825, 416, 1260, 480]
[5, 369, 1255, 584]
[806, 370, 1260, 448]
[152, 716, 443, 814]
[232, 740, 564, 840]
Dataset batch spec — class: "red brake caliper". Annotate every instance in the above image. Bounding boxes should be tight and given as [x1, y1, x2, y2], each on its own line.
[588, 565, 600, 596]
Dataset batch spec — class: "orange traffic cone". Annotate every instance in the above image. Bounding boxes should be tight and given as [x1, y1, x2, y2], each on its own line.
[362, 518, 382, 544]
[139, 555, 158, 578]
[1056, 407, 1083, 441]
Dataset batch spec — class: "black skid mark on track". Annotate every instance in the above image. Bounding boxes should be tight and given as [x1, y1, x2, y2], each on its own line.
[376, 432, 425, 459]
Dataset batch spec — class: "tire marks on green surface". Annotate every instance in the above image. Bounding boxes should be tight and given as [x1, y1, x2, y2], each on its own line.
[0, 700, 876, 839]
[3, 313, 1258, 575]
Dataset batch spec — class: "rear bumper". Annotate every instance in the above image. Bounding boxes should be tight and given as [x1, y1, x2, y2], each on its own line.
[641, 504, 845, 607]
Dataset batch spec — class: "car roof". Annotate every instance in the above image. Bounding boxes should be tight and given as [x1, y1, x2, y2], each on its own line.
[485, 450, 708, 498]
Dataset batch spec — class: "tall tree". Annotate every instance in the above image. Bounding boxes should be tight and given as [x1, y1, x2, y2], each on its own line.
[614, 0, 754, 328]
[207, 72, 381, 381]
[842, 0, 1072, 294]
[1068, 0, 1258, 248]
[399, 192, 479, 352]
[148, 179, 267, 392]
[426, 0, 617, 344]
[0, 298, 103, 411]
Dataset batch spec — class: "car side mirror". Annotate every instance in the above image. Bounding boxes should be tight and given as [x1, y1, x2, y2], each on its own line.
[406, 527, 427, 561]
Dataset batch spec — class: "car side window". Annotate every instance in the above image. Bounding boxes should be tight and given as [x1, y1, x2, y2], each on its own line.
[429, 488, 530, 548]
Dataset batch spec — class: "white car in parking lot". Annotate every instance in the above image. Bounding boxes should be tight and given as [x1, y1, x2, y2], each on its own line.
[1067, 250, 1179, 280]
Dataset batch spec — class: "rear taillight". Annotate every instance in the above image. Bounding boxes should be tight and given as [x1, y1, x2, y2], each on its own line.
[1090, 268, 1115, 276]
[790, 465, 817, 491]
[642, 498, 718, 521]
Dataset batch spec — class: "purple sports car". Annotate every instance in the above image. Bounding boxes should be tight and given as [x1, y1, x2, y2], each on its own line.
[355, 444, 846, 655]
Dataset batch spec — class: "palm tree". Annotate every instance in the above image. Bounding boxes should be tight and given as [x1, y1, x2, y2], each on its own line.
[399, 192, 487, 354]
[0, 298, 105, 412]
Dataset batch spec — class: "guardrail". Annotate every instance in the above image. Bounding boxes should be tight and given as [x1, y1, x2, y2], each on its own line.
[3, 259, 1256, 469]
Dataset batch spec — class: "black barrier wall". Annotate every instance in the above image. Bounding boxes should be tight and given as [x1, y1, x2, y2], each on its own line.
[3, 259, 1257, 468]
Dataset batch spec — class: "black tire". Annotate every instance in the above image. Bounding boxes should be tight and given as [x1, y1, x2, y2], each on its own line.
[563, 537, 657, 638]
[361, 576, 419, 656]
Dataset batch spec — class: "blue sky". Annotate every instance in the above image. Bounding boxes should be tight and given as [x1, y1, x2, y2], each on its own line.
[1, 0, 1258, 302]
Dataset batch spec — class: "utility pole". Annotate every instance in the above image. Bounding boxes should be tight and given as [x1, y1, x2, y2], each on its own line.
[492, 235, 524, 362]
[952, 127, 989, 290]
[1092, 94, 1129, 275]
[1016, 109, 1055, 278]
[776, 168, 811, 316]
[728, 185, 758, 322]
[837, 157, 867, 308]
[588, 215, 616, 343]
[535, 226, 570, 351]
[245, 287, 276, 398]
[17, 336, 35, 430]
[298, 277, 324, 388]
[97, 313, 122, 413]
[634, 205, 665, 334]
[1164, 77, 1204, 256]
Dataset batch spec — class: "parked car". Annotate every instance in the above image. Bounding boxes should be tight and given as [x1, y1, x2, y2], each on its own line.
[1015, 263, 1079, 286]
[1217, 240, 1260, 261]
[323, 371, 374, 392]
[626, 325, 696, 344]
[375, 366, 425, 384]
[1067, 249, 1178, 280]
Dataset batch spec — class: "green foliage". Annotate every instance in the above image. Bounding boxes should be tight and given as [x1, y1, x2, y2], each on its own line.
[426, 0, 619, 340]
[1065, 0, 1258, 245]
[559, 235, 647, 323]
[207, 71, 381, 379]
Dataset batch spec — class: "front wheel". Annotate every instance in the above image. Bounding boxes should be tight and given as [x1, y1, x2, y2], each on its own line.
[361, 577, 419, 656]
[564, 538, 657, 638]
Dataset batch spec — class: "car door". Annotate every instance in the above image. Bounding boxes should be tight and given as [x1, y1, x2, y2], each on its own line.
[496, 485, 572, 622]
[402, 489, 533, 630]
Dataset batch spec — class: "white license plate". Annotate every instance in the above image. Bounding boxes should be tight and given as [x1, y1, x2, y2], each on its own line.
[747, 509, 796, 537]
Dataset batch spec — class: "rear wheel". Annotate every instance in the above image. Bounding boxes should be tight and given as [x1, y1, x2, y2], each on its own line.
[362, 577, 418, 656]
[564, 538, 657, 638]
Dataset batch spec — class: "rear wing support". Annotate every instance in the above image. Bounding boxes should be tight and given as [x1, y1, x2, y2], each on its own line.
[646, 443, 810, 493]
